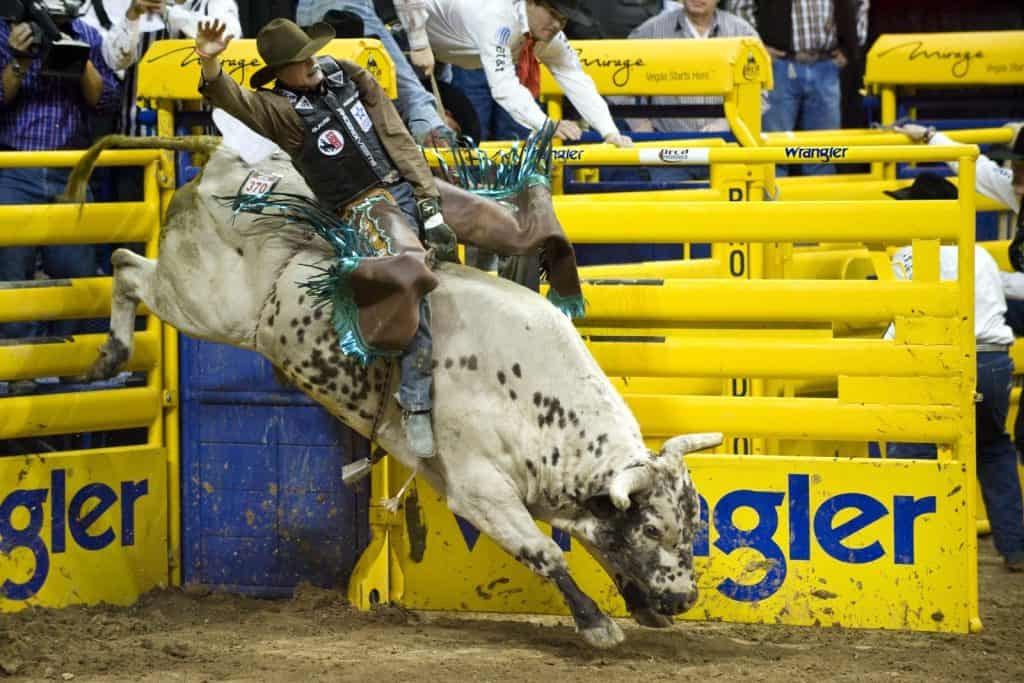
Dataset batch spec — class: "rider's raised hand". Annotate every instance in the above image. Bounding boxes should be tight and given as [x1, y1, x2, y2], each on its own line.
[195, 19, 233, 59]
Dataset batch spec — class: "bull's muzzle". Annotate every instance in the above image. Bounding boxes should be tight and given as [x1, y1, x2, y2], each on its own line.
[659, 587, 699, 615]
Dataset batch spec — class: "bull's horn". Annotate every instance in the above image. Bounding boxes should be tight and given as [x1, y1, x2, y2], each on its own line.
[609, 464, 655, 511]
[660, 433, 724, 458]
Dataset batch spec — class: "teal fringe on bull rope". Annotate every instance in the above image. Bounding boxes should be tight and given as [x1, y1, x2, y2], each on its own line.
[227, 191, 399, 366]
[545, 290, 586, 320]
[434, 120, 556, 201]
[432, 121, 586, 319]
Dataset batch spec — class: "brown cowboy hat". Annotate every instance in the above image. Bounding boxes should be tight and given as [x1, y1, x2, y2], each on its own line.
[250, 18, 335, 88]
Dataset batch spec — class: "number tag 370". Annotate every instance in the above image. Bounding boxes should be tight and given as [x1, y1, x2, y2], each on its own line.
[234, 170, 283, 211]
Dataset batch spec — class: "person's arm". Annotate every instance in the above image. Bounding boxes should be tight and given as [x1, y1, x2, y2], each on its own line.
[856, 0, 870, 48]
[539, 34, 624, 143]
[78, 22, 121, 111]
[393, 0, 434, 75]
[1001, 271, 1024, 300]
[102, 0, 164, 70]
[1, 22, 33, 105]
[895, 124, 1019, 211]
[725, 0, 757, 29]
[168, 0, 242, 39]
[474, 24, 549, 133]
[195, 19, 303, 153]
[338, 59, 440, 200]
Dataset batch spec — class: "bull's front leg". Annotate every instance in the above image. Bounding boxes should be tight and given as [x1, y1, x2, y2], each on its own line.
[83, 248, 155, 381]
[445, 472, 625, 648]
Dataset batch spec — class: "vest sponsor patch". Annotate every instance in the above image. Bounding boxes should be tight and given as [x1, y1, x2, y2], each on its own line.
[318, 129, 346, 156]
[295, 95, 314, 113]
[351, 101, 373, 132]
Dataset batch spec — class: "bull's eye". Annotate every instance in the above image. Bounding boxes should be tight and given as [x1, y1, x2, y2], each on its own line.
[643, 525, 661, 540]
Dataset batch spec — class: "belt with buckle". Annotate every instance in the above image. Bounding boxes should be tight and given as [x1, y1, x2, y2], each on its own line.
[785, 50, 832, 64]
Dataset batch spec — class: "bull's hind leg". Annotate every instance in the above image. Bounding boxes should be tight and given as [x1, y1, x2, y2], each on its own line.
[446, 473, 625, 648]
[83, 248, 156, 381]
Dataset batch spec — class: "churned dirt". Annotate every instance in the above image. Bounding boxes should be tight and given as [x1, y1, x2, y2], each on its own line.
[1, 541, 1020, 683]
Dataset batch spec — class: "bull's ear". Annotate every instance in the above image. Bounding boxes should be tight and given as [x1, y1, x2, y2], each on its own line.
[584, 494, 618, 520]
[660, 433, 723, 459]
[609, 463, 655, 511]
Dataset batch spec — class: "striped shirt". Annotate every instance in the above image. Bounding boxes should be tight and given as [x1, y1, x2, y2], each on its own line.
[727, 0, 868, 53]
[0, 19, 121, 150]
[626, 8, 760, 134]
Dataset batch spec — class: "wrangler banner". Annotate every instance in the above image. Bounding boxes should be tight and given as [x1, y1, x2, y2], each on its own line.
[0, 448, 168, 612]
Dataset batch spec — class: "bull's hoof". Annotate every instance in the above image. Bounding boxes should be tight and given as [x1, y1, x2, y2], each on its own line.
[632, 609, 674, 629]
[579, 616, 624, 649]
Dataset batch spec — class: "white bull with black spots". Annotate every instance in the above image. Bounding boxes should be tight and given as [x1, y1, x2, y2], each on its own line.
[83, 141, 718, 648]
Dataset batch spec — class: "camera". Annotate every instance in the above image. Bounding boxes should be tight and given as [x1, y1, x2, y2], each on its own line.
[0, 0, 91, 79]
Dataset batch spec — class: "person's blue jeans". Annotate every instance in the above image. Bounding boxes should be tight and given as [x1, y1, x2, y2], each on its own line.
[385, 180, 433, 412]
[449, 66, 530, 142]
[297, 0, 445, 142]
[763, 57, 841, 176]
[0, 167, 98, 339]
[888, 351, 1024, 563]
[1002, 298, 1024, 455]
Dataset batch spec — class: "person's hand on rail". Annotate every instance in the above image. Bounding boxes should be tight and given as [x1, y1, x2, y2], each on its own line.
[894, 124, 935, 144]
[603, 132, 633, 148]
[554, 119, 582, 141]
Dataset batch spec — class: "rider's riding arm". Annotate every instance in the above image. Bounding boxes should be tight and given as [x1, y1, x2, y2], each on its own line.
[198, 64, 304, 156]
[337, 59, 440, 200]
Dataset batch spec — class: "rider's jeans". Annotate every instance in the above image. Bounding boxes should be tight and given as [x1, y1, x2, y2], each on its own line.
[387, 180, 433, 413]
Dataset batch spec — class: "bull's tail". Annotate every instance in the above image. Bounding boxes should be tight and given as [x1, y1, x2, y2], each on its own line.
[59, 134, 222, 203]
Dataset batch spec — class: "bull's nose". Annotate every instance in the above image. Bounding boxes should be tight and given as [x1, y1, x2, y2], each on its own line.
[663, 588, 699, 614]
[681, 586, 698, 611]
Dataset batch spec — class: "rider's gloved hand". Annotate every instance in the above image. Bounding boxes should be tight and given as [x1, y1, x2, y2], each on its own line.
[416, 197, 459, 263]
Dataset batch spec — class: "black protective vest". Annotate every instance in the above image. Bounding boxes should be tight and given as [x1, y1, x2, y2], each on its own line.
[274, 57, 399, 211]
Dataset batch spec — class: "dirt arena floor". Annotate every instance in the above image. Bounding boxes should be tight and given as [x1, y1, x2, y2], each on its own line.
[1, 541, 1020, 682]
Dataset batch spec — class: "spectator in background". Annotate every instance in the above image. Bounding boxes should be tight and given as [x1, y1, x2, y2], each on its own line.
[626, 0, 760, 182]
[890, 123, 1024, 572]
[83, 0, 242, 136]
[726, 0, 865, 174]
[394, 0, 632, 145]
[880, 173, 1024, 573]
[237, 0, 297, 37]
[0, 11, 120, 340]
[562, 0, 667, 39]
[295, 0, 453, 145]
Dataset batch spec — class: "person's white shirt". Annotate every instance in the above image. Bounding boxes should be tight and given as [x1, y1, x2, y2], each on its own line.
[930, 131, 1019, 213]
[82, 0, 242, 72]
[889, 245, 1014, 345]
[927, 132, 1024, 301]
[393, 0, 617, 137]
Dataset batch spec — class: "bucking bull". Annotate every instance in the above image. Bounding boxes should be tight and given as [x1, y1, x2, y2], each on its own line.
[73, 136, 720, 648]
